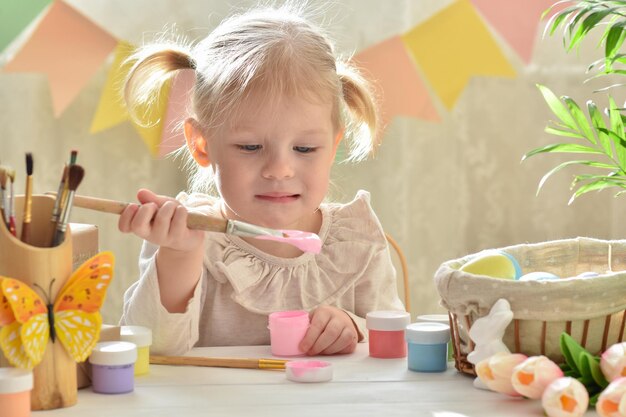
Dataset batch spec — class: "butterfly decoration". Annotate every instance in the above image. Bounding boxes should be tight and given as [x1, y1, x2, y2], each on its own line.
[0, 251, 114, 369]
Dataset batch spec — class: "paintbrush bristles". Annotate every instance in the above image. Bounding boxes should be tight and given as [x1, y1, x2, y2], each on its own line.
[67, 165, 84, 191]
[25, 153, 33, 176]
[70, 150, 78, 165]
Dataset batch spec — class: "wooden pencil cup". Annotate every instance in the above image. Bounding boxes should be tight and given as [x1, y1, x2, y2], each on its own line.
[0, 194, 77, 410]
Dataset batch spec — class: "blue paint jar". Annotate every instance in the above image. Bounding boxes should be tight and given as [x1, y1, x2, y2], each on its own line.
[405, 322, 450, 372]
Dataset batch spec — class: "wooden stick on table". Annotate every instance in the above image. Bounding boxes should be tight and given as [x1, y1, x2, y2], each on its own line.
[149, 355, 288, 370]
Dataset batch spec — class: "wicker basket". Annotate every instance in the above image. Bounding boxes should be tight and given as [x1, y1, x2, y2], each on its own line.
[435, 237, 626, 376]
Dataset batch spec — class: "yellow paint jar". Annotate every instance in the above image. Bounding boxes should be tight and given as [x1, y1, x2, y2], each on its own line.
[0, 368, 33, 417]
[120, 326, 152, 376]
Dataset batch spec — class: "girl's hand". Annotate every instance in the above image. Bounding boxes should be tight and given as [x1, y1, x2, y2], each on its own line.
[299, 305, 359, 355]
[118, 188, 205, 253]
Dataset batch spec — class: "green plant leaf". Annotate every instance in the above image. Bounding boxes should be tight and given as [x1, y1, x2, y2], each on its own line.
[537, 84, 578, 130]
[590, 392, 600, 407]
[523, 143, 604, 160]
[609, 96, 626, 169]
[564, 97, 596, 143]
[606, 21, 626, 60]
[536, 160, 616, 195]
[580, 351, 609, 388]
[566, 6, 594, 50]
[545, 126, 586, 139]
[569, 177, 626, 203]
[587, 101, 613, 156]
[560, 333, 585, 373]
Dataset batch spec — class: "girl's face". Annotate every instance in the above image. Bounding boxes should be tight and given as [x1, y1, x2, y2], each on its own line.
[207, 93, 338, 232]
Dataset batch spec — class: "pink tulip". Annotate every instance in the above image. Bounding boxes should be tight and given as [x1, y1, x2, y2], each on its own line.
[475, 352, 527, 396]
[542, 377, 589, 417]
[602, 343, 626, 382]
[597, 377, 626, 417]
[511, 355, 564, 399]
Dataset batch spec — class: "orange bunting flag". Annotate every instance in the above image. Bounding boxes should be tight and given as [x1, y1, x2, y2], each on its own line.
[401, 0, 516, 110]
[159, 69, 195, 157]
[3, 1, 117, 117]
[91, 40, 172, 156]
[470, 0, 556, 64]
[353, 36, 440, 129]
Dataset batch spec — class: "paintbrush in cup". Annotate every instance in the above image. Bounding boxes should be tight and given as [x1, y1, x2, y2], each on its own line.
[20, 153, 33, 244]
[51, 165, 84, 246]
[49, 164, 68, 246]
[44, 193, 323, 253]
[0, 167, 6, 228]
[149, 355, 288, 370]
[7, 168, 16, 236]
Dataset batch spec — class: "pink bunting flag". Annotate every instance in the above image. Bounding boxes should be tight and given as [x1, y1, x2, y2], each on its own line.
[469, 0, 557, 63]
[3, 1, 117, 117]
[352, 36, 440, 130]
[159, 69, 196, 157]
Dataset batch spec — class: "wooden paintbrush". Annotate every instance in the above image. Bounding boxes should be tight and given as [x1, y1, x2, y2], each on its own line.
[49, 164, 68, 246]
[51, 165, 84, 246]
[7, 168, 16, 236]
[43, 193, 323, 253]
[20, 153, 33, 244]
[0, 167, 6, 228]
[149, 355, 288, 370]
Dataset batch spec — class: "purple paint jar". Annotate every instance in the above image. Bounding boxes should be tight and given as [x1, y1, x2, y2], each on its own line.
[89, 341, 138, 394]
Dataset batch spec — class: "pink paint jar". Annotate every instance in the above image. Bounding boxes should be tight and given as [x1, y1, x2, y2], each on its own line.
[366, 310, 411, 358]
[268, 310, 310, 356]
[89, 341, 138, 394]
[0, 368, 33, 417]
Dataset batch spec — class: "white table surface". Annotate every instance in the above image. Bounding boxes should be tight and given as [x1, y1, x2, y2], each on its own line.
[39, 344, 599, 417]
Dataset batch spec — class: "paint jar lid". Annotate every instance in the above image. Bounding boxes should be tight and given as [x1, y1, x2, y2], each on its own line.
[286, 360, 333, 383]
[120, 325, 152, 347]
[89, 341, 138, 366]
[405, 322, 451, 344]
[366, 310, 411, 331]
[416, 314, 449, 324]
[0, 368, 33, 394]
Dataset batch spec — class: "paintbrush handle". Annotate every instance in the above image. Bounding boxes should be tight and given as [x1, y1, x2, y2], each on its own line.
[69, 194, 228, 233]
[149, 355, 287, 369]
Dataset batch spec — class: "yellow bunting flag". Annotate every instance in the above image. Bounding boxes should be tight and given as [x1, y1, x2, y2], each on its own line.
[353, 36, 439, 129]
[3, 1, 117, 117]
[402, 0, 516, 110]
[90, 40, 171, 156]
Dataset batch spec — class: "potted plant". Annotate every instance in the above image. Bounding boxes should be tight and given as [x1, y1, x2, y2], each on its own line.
[523, 0, 626, 204]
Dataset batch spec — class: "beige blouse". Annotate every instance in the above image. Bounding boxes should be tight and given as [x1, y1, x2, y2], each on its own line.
[120, 190, 405, 355]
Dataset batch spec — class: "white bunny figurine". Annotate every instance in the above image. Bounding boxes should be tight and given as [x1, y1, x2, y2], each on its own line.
[467, 298, 514, 390]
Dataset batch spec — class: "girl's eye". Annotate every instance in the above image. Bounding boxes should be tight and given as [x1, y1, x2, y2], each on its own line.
[238, 144, 262, 152]
[294, 146, 315, 153]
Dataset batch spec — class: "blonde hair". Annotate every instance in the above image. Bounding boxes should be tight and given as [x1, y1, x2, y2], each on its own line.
[124, 4, 379, 193]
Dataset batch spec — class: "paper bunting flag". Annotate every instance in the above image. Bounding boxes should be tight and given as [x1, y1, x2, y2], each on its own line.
[3, 1, 117, 117]
[402, 0, 516, 110]
[353, 36, 439, 129]
[0, 0, 52, 53]
[159, 69, 195, 157]
[470, 0, 556, 63]
[91, 40, 172, 156]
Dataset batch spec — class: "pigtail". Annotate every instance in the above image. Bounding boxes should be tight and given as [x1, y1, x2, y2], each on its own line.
[336, 61, 380, 161]
[124, 43, 195, 126]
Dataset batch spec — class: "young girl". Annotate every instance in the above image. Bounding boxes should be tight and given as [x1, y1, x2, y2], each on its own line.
[119, 4, 405, 356]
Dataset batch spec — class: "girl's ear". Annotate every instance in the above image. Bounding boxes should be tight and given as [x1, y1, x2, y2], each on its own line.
[184, 118, 211, 167]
